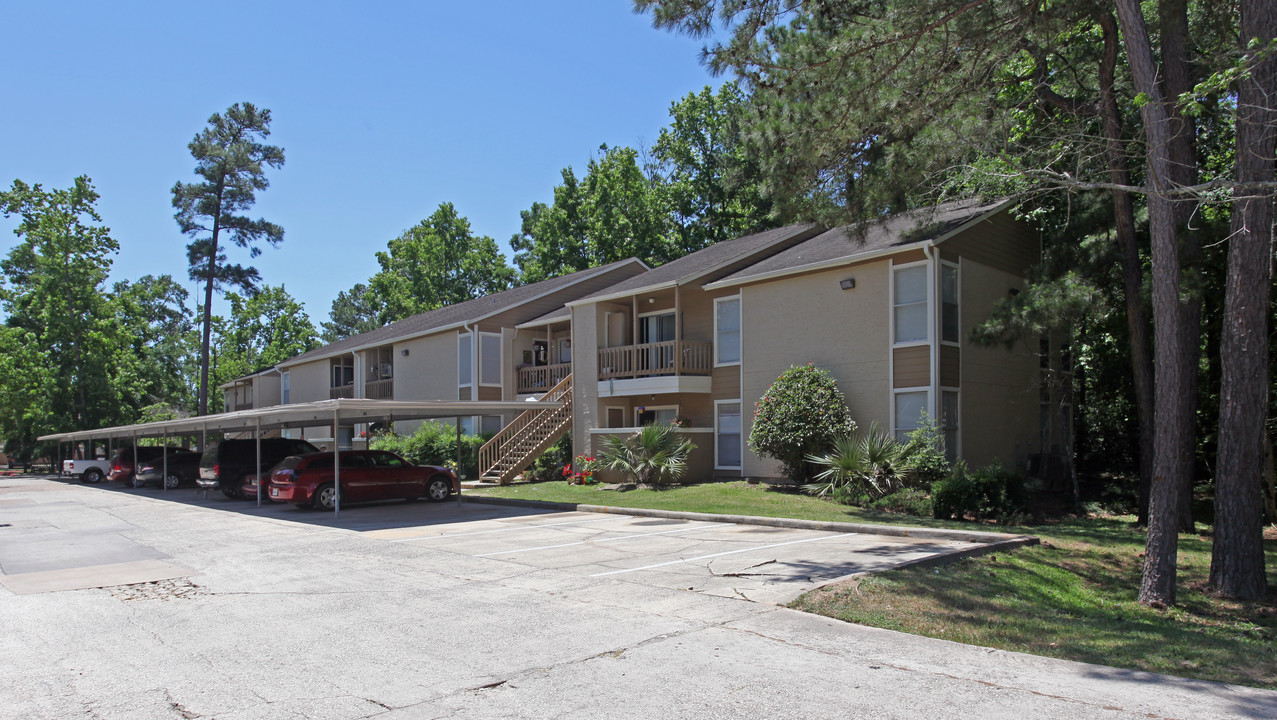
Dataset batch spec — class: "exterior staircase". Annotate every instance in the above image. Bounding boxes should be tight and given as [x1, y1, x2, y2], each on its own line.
[478, 374, 573, 485]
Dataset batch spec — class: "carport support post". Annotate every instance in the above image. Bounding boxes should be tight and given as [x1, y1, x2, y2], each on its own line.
[132, 430, 138, 485]
[201, 422, 208, 499]
[455, 417, 462, 505]
[162, 431, 168, 494]
[255, 419, 262, 507]
[332, 408, 341, 517]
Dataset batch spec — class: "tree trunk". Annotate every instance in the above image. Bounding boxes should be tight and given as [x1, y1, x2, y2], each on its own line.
[1097, 12, 1156, 525]
[1159, 0, 1203, 535]
[197, 181, 226, 417]
[1116, 0, 1193, 607]
[1210, 0, 1275, 600]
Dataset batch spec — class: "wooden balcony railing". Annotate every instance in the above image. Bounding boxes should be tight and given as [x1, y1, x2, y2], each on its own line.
[516, 362, 572, 394]
[365, 379, 393, 400]
[598, 341, 713, 380]
[233, 402, 253, 411]
[329, 385, 355, 399]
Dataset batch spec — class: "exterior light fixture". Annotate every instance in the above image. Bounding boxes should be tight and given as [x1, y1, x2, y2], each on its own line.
[839, 278, 856, 290]
[401, 349, 410, 357]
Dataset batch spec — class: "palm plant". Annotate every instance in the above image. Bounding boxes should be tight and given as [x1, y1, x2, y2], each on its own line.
[804, 422, 916, 500]
[598, 424, 697, 487]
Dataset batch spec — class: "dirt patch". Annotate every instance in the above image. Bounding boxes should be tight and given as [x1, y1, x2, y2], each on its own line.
[106, 577, 203, 602]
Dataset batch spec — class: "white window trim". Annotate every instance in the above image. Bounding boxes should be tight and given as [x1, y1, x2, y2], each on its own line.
[478, 331, 503, 388]
[891, 386, 931, 439]
[458, 332, 473, 388]
[939, 259, 961, 348]
[714, 398, 743, 471]
[713, 294, 742, 367]
[891, 259, 931, 348]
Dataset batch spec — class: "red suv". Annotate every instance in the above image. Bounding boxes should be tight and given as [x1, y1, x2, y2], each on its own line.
[267, 450, 456, 510]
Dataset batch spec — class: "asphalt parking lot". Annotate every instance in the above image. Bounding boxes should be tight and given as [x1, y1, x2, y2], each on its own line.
[2, 474, 1275, 719]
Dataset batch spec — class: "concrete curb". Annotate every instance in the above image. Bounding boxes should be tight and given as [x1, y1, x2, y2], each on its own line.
[461, 494, 1040, 547]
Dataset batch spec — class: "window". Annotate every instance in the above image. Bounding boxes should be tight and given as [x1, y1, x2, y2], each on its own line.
[893, 265, 928, 344]
[458, 333, 472, 387]
[281, 371, 290, 404]
[480, 415, 503, 436]
[893, 390, 928, 442]
[331, 363, 353, 388]
[637, 407, 677, 426]
[941, 390, 959, 462]
[941, 263, 959, 344]
[370, 452, 406, 468]
[480, 333, 502, 386]
[715, 296, 741, 365]
[459, 416, 475, 436]
[716, 401, 742, 469]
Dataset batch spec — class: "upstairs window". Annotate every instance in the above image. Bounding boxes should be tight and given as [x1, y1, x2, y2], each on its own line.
[715, 296, 741, 365]
[941, 263, 959, 344]
[893, 265, 928, 344]
[458, 333, 472, 387]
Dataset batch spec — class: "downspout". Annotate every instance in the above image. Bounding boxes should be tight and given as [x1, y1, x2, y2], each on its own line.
[922, 242, 939, 421]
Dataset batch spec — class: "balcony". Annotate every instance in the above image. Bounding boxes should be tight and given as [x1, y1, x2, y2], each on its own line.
[517, 362, 571, 395]
[329, 385, 355, 399]
[598, 341, 712, 380]
[365, 378, 393, 400]
[233, 401, 253, 411]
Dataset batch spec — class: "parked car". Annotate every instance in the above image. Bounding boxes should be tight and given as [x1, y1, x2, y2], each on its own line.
[133, 451, 203, 489]
[108, 446, 192, 483]
[198, 438, 320, 499]
[64, 458, 111, 484]
[267, 450, 457, 510]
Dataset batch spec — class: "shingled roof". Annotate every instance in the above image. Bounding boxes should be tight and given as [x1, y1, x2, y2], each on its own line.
[707, 198, 1011, 289]
[279, 258, 647, 367]
[567, 223, 820, 305]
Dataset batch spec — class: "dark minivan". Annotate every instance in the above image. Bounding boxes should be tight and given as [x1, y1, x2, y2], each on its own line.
[198, 438, 320, 499]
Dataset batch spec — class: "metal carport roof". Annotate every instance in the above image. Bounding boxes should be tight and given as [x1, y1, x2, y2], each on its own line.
[39, 398, 558, 515]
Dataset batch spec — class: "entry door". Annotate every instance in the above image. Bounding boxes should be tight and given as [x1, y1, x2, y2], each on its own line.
[639, 313, 676, 372]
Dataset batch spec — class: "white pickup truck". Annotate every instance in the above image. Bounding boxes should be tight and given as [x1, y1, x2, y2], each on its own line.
[63, 458, 111, 484]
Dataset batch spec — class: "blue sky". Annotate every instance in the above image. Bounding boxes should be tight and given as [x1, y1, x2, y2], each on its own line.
[0, 1, 719, 321]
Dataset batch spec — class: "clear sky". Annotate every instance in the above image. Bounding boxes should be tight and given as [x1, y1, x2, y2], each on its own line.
[0, 1, 719, 322]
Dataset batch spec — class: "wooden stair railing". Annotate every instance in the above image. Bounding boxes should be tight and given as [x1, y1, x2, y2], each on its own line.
[478, 374, 573, 485]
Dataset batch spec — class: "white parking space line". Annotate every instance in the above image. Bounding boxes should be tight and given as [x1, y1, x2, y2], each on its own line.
[475, 524, 712, 557]
[589, 532, 856, 577]
[389, 515, 622, 542]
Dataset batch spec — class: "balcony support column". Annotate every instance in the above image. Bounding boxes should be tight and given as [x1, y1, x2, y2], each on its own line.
[675, 286, 682, 375]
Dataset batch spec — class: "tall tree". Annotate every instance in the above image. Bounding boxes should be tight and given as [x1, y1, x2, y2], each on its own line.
[1211, 0, 1276, 600]
[649, 82, 775, 255]
[511, 170, 591, 283]
[172, 102, 285, 416]
[0, 177, 124, 443]
[321, 282, 381, 342]
[112, 274, 197, 413]
[213, 285, 319, 389]
[369, 202, 515, 324]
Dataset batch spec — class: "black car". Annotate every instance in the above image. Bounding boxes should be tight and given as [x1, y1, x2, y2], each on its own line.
[133, 451, 203, 489]
[197, 438, 320, 499]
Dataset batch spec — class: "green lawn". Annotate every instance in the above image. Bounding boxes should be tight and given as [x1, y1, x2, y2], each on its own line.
[471, 480, 1277, 689]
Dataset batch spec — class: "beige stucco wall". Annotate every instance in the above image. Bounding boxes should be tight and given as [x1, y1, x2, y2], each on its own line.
[957, 259, 1039, 469]
[739, 260, 893, 478]
[287, 359, 331, 404]
[255, 374, 281, 408]
[393, 332, 460, 402]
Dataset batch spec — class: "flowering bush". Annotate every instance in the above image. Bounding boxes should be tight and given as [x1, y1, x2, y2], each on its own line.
[564, 454, 598, 484]
[748, 363, 856, 484]
[671, 414, 692, 428]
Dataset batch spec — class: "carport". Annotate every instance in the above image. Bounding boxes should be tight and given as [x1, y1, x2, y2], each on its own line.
[39, 398, 556, 516]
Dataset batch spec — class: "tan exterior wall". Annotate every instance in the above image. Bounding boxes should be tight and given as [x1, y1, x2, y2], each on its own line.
[957, 259, 1038, 468]
[256, 374, 281, 408]
[393, 332, 460, 401]
[739, 260, 893, 478]
[288, 360, 330, 404]
[570, 304, 601, 457]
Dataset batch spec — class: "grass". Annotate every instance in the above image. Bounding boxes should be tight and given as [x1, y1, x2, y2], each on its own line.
[471, 480, 1277, 689]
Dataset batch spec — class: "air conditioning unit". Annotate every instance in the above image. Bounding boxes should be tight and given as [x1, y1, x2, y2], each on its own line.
[380, 363, 393, 378]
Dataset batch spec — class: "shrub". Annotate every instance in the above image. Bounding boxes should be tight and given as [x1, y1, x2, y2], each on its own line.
[932, 462, 1027, 522]
[370, 421, 487, 479]
[597, 424, 696, 487]
[804, 422, 915, 500]
[525, 434, 573, 483]
[748, 363, 856, 483]
[904, 414, 950, 486]
[869, 488, 934, 517]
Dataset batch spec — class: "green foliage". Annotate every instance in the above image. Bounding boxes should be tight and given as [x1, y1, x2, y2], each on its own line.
[525, 434, 573, 483]
[0, 176, 133, 444]
[113, 275, 197, 412]
[321, 283, 381, 342]
[932, 462, 1028, 523]
[597, 424, 696, 487]
[804, 423, 915, 500]
[905, 414, 951, 486]
[370, 421, 488, 479]
[868, 488, 934, 517]
[171, 101, 285, 414]
[212, 285, 318, 390]
[748, 364, 856, 483]
[369, 202, 515, 324]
